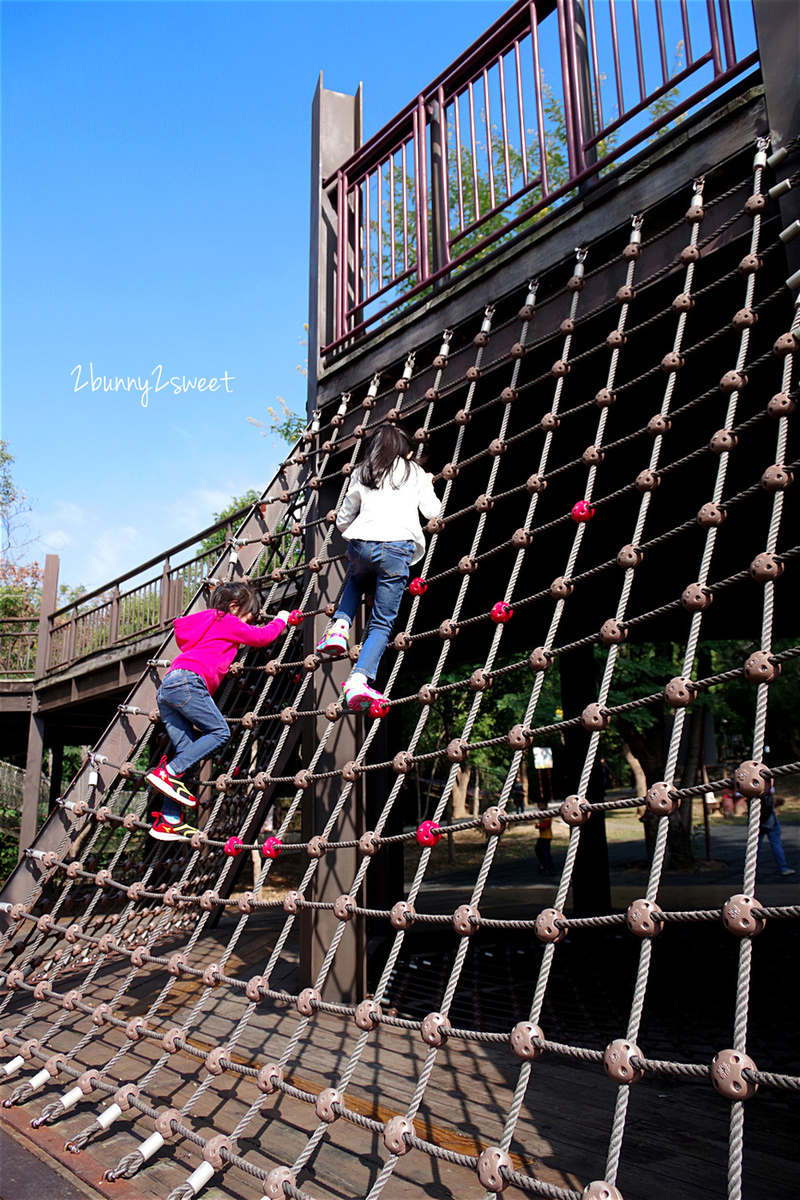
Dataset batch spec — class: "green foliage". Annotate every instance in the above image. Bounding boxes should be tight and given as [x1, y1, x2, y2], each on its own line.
[0, 804, 21, 880]
[646, 43, 686, 143]
[200, 490, 262, 557]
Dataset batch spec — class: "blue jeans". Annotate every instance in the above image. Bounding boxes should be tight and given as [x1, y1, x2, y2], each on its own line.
[335, 539, 415, 682]
[758, 817, 789, 873]
[156, 670, 230, 821]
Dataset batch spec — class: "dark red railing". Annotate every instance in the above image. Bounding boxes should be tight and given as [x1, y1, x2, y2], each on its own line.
[322, 0, 758, 355]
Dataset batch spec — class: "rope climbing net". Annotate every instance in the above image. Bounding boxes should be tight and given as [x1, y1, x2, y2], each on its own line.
[0, 134, 798, 1200]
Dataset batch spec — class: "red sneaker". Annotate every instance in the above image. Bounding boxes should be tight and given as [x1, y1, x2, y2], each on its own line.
[149, 812, 197, 842]
[146, 756, 197, 808]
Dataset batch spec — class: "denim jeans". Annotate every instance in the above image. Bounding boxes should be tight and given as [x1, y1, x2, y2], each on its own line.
[157, 670, 230, 821]
[758, 817, 790, 873]
[335, 539, 415, 682]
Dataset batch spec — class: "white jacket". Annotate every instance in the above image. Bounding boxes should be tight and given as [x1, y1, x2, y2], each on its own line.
[336, 459, 442, 565]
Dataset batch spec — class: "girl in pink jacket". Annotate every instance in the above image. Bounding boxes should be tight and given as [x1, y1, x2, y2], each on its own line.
[148, 582, 289, 841]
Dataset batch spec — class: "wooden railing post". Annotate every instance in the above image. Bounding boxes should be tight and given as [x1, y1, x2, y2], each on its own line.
[160, 558, 171, 624]
[108, 586, 121, 647]
[20, 555, 59, 857]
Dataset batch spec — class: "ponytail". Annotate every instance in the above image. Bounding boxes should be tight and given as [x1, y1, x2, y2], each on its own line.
[358, 425, 414, 490]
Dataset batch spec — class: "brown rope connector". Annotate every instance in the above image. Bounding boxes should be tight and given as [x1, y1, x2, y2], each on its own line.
[681, 583, 713, 613]
[303, 654, 320, 672]
[113, 1084, 140, 1108]
[501, 387, 518, 404]
[202, 964, 222, 988]
[551, 359, 569, 377]
[645, 781, 678, 816]
[91, 1003, 112, 1027]
[672, 292, 694, 312]
[604, 1039, 643, 1084]
[594, 388, 615, 407]
[417, 683, 438, 704]
[761, 464, 793, 492]
[280, 707, 299, 725]
[749, 552, 783, 583]
[253, 772, 271, 790]
[130, 946, 149, 967]
[325, 701, 344, 722]
[446, 738, 469, 762]
[616, 545, 643, 570]
[442, 462, 459, 480]
[600, 619, 627, 645]
[315, 1087, 343, 1124]
[394, 631, 412, 651]
[626, 899, 663, 938]
[200, 891, 219, 911]
[475, 493, 494, 512]
[439, 620, 458, 640]
[64, 923, 82, 944]
[660, 351, 683, 373]
[732, 307, 756, 330]
[541, 412, 560, 431]
[526, 473, 547, 492]
[722, 894, 766, 937]
[307, 836, 329, 857]
[470, 668, 492, 690]
[767, 391, 796, 418]
[19, 1038, 39, 1060]
[296, 987, 321, 1016]
[623, 241, 642, 261]
[511, 528, 532, 549]
[452, 904, 479, 936]
[358, 831, 379, 857]
[664, 676, 696, 707]
[606, 330, 626, 348]
[481, 806, 508, 834]
[733, 760, 769, 797]
[354, 999, 380, 1030]
[508, 724, 533, 749]
[215, 774, 233, 793]
[413, 427, 430, 444]
[647, 414, 671, 436]
[697, 501, 726, 528]
[421, 1012, 451, 1046]
[238, 893, 256, 914]
[634, 469, 659, 493]
[77, 1070, 101, 1095]
[383, 1115, 414, 1156]
[529, 647, 552, 671]
[118, 761, 137, 779]
[454, 410, 471, 426]
[97, 933, 118, 954]
[264, 1167, 295, 1199]
[711, 1049, 758, 1100]
[167, 953, 187, 977]
[333, 894, 356, 921]
[510, 1021, 544, 1060]
[154, 1107, 182, 1138]
[283, 891, 302, 914]
[489, 438, 507, 456]
[580, 704, 609, 731]
[550, 576, 574, 599]
[510, 341, 526, 359]
[616, 284, 636, 304]
[774, 331, 797, 356]
[709, 429, 737, 454]
[685, 203, 705, 224]
[390, 901, 415, 929]
[466, 366, 482, 381]
[679, 244, 700, 264]
[426, 517, 445, 534]
[477, 1147, 513, 1191]
[44, 1053, 68, 1077]
[561, 795, 590, 826]
[245, 974, 266, 1001]
[341, 761, 360, 782]
[256, 1070, 284, 1099]
[424, 387, 439, 402]
[582, 445, 604, 465]
[743, 650, 781, 684]
[202, 1134, 232, 1171]
[534, 908, 566, 943]
[719, 370, 747, 393]
[125, 1017, 147, 1042]
[744, 192, 766, 215]
[241, 712, 257, 730]
[293, 769, 313, 790]
[204, 1046, 227, 1075]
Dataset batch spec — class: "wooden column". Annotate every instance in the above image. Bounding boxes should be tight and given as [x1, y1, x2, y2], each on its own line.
[19, 555, 59, 858]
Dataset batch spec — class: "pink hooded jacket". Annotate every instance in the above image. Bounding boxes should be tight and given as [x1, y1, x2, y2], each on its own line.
[167, 609, 287, 695]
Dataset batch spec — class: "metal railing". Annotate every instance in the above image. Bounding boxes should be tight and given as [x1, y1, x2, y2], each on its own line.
[322, 0, 759, 354]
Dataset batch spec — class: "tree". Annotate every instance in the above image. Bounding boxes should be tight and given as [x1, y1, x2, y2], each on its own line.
[249, 326, 308, 447]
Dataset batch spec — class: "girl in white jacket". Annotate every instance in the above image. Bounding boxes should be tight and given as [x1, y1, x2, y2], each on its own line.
[316, 425, 441, 712]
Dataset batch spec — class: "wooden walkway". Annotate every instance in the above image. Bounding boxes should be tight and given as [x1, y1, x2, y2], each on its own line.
[1, 887, 797, 1200]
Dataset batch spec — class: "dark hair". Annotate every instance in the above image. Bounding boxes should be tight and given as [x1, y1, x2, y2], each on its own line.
[209, 582, 261, 619]
[358, 424, 414, 490]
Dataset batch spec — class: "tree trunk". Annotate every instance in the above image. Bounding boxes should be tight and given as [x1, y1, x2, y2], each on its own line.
[451, 765, 472, 820]
[472, 765, 480, 817]
[621, 741, 647, 799]
[519, 756, 529, 809]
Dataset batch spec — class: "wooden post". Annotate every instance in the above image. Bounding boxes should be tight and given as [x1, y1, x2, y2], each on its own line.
[19, 555, 59, 858]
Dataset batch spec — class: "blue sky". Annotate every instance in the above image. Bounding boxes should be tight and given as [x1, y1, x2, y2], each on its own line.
[1, 0, 757, 595]
[2, 0, 508, 592]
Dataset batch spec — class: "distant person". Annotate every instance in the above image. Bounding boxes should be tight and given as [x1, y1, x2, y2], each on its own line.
[315, 425, 441, 713]
[756, 785, 795, 876]
[148, 583, 290, 841]
[535, 801, 555, 874]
